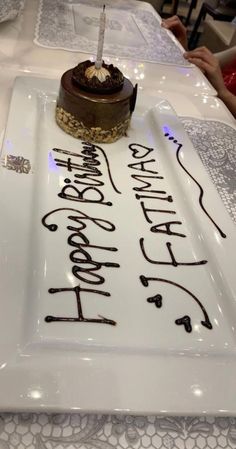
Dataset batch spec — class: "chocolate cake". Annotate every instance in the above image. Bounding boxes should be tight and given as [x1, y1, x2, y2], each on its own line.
[56, 60, 137, 144]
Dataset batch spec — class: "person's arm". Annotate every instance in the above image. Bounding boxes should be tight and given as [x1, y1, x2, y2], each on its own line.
[217, 88, 236, 117]
[215, 46, 236, 69]
[161, 15, 188, 50]
[184, 46, 236, 118]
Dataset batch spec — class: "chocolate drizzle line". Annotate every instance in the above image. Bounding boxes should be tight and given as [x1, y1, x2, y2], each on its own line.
[128, 143, 154, 159]
[42, 206, 117, 325]
[42, 207, 116, 233]
[82, 142, 122, 195]
[58, 184, 112, 206]
[140, 275, 213, 331]
[82, 142, 121, 194]
[140, 201, 176, 223]
[45, 286, 116, 325]
[164, 133, 226, 238]
[54, 142, 122, 195]
[140, 239, 207, 267]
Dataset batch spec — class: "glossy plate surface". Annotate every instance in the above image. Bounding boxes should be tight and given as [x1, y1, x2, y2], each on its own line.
[0, 76, 236, 414]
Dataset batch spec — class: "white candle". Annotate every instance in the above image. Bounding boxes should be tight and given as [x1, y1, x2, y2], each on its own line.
[95, 5, 106, 69]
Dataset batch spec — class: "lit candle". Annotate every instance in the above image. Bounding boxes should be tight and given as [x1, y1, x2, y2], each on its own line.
[95, 5, 106, 69]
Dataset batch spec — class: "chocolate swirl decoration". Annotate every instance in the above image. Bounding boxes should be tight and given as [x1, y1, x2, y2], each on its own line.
[140, 275, 213, 333]
[164, 132, 226, 239]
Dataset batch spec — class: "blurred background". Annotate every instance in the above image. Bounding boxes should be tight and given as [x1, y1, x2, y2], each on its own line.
[143, 0, 236, 51]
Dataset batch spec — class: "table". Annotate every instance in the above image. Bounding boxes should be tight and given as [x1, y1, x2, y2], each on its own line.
[0, 1, 235, 448]
[0, 0, 216, 92]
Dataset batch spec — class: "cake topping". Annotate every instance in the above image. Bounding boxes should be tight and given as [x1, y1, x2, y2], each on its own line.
[72, 60, 124, 94]
[85, 65, 111, 83]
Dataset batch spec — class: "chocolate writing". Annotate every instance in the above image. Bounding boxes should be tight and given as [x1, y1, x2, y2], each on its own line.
[140, 239, 207, 267]
[42, 140, 121, 325]
[128, 143, 212, 333]
[45, 286, 115, 326]
[140, 275, 212, 332]
[53, 141, 121, 207]
[42, 207, 118, 324]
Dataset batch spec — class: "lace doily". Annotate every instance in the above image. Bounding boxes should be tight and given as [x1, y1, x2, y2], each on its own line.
[34, 0, 190, 65]
[182, 118, 236, 224]
[1, 413, 236, 449]
[0, 0, 24, 23]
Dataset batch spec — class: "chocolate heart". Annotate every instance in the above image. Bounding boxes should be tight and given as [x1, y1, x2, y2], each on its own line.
[128, 143, 153, 159]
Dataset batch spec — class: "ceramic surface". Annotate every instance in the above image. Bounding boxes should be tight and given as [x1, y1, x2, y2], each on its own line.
[0, 76, 236, 414]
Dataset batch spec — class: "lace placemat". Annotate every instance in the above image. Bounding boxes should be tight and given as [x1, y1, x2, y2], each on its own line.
[1, 413, 236, 449]
[0, 0, 24, 23]
[182, 118, 236, 224]
[34, 0, 190, 65]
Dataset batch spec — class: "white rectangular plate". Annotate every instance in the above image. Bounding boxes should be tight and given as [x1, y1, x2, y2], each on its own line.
[0, 76, 236, 414]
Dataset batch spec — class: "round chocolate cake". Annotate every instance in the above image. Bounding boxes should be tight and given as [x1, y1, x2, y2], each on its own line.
[56, 60, 137, 144]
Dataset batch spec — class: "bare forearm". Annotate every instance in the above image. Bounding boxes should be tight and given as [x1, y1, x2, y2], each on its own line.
[215, 46, 236, 69]
[218, 87, 236, 118]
